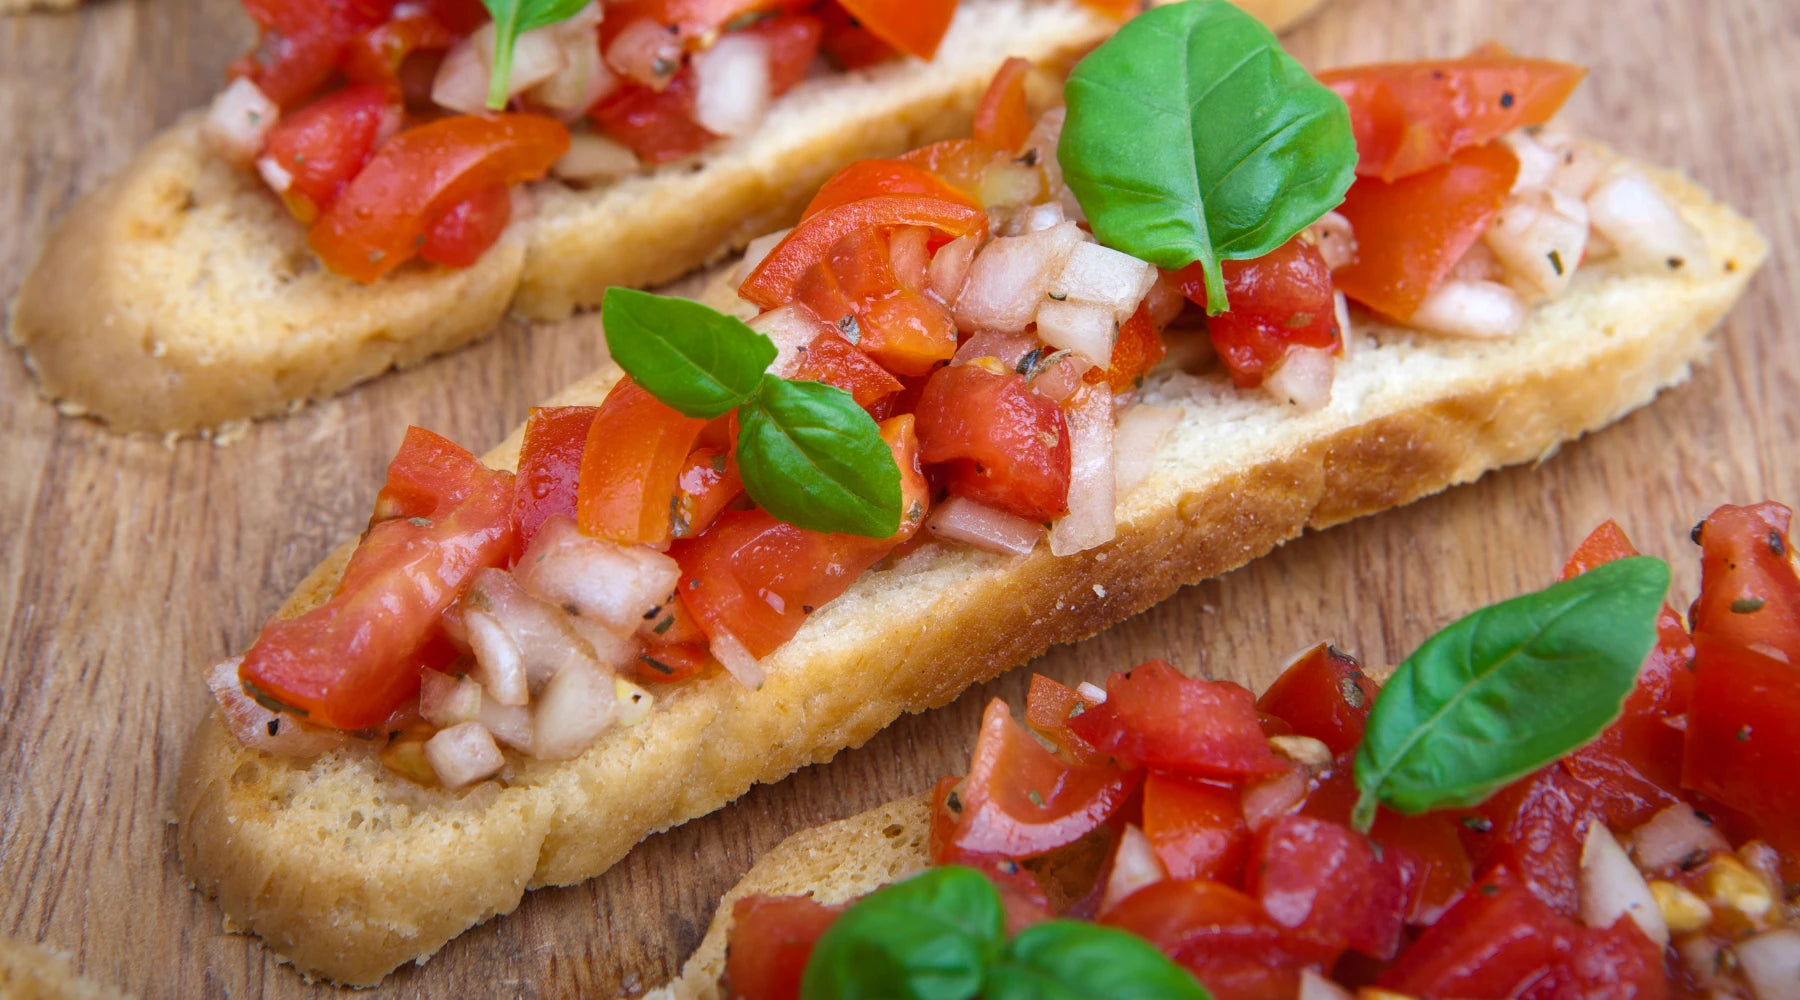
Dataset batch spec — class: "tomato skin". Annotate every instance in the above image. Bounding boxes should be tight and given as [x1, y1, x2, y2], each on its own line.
[419, 183, 512, 268]
[1319, 56, 1586, 182]
[575, 379, 708, 545]
[590, 70, 720, 164]
[1682, 635, 1800, 857]
[933, 699, 1140, 861]
[309, 113, 569, 282]
[341, 8, 460, 88]
[740, 195, 987, 309]
[1254, 643, 1378, 757]
[793, 229, 959, 376]
[1084, 304, 1168, 394]
[1332, 140, 1520, 320]
[233, 0, 396, 108]
[790, 331, 904, 409]
[972, 57, 1033, 153]
[259, 83, 395, 223]
[915, 365, 1072, 523]
[633, 641, 715, 683]
[1247, 815, 1405, 960]
[836, 0, 956, 61]
[800, 159, 980, 220]
[816, 1, 897, 70]
[510, 405, 601, 559]
[897, 138, 1046, 204]
[672, 446, 743, 539]
[1100, 880, 1330, 1000]
[1688, 501, 1800, 664]
[720, 894, 842, 1000]
[1172, 236, 1340, 389]
[1299, 761, 1473, 926]
[240, 428, 515, 730]
[749, 14, 824, 94]
[1141, 773, 1249, 883]
[1023, 673, 1101, 764]
[1066, 660, 1288, 783]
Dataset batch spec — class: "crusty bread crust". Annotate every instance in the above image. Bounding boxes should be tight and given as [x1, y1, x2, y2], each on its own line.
[0, 938, 134, 1000]
[173, 163, 1763, 985]
[8, 0, 1323, 435]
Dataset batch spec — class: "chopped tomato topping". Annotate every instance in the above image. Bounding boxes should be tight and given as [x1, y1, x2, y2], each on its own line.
[1100, 880, 1331, 1000]
[1141, 773, 1249, 883]
[419, 183, 513, 268]
[1299, 762, 1475, 926]
[340, 8, 460, 88]
[1247, 814, 1406, 959]
[1023, 673, 1100, 764]
[897, 138, 1047, 204]
[590, 69, 721, 164]
[1688, 501, 1800, 663]
[1254, 643, 1377, 757]
[1172, 235, 1339, 388]
[791, 229, 960, 376]
[1683, 635, 1800, 857]
[801, 160, 981, 220]
[511, 405, 601, 558]
[914, 365, 1071, 523]
[634, 641, 715, 683]
[972, 57, 1033, 153]
[835, 0, 955, 61]
[741, 195, 987, 309]
[233, 0, 396, 108]
[790, 331, 905, 409]
[815, 1, 897, 70]
[672, 447, 743, 539]
[749, 14, 825, 93]
[720, 894, 843, 1000]
[1083, 304, 1168, 393]
[259, 83, 395, 223]
[576, 378, 708, 546]
[1066, 660, 1287, 782]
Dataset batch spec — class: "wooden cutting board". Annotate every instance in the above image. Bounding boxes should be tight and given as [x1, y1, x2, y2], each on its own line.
[2, 0, 1795, 996]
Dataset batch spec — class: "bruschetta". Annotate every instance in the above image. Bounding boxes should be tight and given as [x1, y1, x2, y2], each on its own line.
[175, 2, 1765, 985]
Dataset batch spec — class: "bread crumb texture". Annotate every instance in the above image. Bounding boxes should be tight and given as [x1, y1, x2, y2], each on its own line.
[0, 938, 134, 1000]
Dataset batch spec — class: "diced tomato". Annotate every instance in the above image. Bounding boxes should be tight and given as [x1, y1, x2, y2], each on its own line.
[792, 230, 959, 376]
[1171, 236, 1339, 389]
[835, 0, 955, 61]
[1024, 674, 1101, 764]
[634, 642, 714, 683]
[590, 70, 721, 164]
[933, 699, 1140, 861]
[309, 113, 568, 282]
[1247, 814, 1405, 959]
[672, 446, 742, 539]
[1067, 660, 1287, 783]
[720, 894, 842, 1000]
[1083, 304, 1168, 393]
[1682, 635, 1800, 857]
[341, 10, 459, 88]
[1255, 643, 1378, 757]
[259, 83, 394, 223]
[1299, 761, 1473, 926]
[801, 160, 980, 220]
[1319, 55, 1586, 182]
[510, 405, 600, 558]
[576, 378, 708, 546]
[915, 365, 1071, 523]
[896, 138, 1045, 204]
[815, 1, 897, 70]
[740, 195, 987, 309]
[1100, 880, 1331, 1000]
[972, 57, 1032, 153]
[1142, 773, 1249, 883]
[1689, 501, 1800, 664]
[233, 0, 398, 107]
[747, 14, 824, 94]
[791, 331, 904, 409]
[672, 416, 927, 657]
[239, 428, 514, 729]
[1331, 140, 1519, 321]
[419, 183, 513, 268]
[603, 0, 804, 45]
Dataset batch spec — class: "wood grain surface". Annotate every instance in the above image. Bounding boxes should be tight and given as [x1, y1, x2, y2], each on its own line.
[1, 0, 1795, 996]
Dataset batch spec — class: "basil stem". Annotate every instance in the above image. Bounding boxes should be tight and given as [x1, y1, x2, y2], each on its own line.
[480, 0, 594, 111]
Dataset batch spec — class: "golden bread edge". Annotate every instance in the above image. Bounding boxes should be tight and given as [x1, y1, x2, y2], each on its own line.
[172, 166, 1764, 986]
[0, 937, 136, 1000]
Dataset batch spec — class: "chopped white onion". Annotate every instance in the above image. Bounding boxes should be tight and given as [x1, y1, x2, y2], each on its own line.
[552, 132, 640, 185]
[531, 655, 617, 760]
[1020, 106, 1065, 194]
[419, 670, 484, 728]
[614, 678, 655, 727]
[432, 38, 492, 115]
[1627, 803, 1730, 873]
[1541, 132, 1609, 200]
[1112, 405, 1180, 497]
[1735, 928, 1800, 1000]
[1074, 681, 1107, 704]
[529, 5, 612, 114]
[206, 657, 346, 756]
[1408, 279, 1527, 339]
[1587, 167, 1708, 274]
[467, 567, 599, 693]
[477, 697, 535, 753]
[925, 496, 1044, 555]
[203, 78, 280, 166]
[1026, 351, 1091, 405]
[1036, 299, 1116, 369]
[424, 721, 506, 789]
[952, 329, 1037, 370]
[1016, 202, 1066, 234]
[1308, 211, 1357, 272]
[514, 516, 682, 634]
[889, 226, 931, 293]
[255, 156, 293, 194]
[749, 302, 830, 378]
[1099, 824, 1167, 915]
[927, 234, 981, 306]
[954, 221, 1084, 332]
[692, 32, 772, 138]
[709, 627, 766, 689]
[1048, 386, 1116, 557]
[1263, 346, 1336, 412]
[1333, 291, 1354, 360]
[977, 162, 1043, 209]
[1579, 821, 1669, 947]
[1503, 130, 1563, 192]
[496, 23, 571, 93]
[606, 17, 684, 90]
[1485, 187, 1589, 300]
[1298, 970, 1355, 1000]
[1241, 767, 1310, 831]
[1051, 242, 1158, 322]
[568, 615, 641, 671]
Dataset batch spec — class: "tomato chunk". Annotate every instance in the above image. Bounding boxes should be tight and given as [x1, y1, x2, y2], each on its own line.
[590, 69, 720, 165]
[972, 57, 1032, 153]
[240, 428, 514, 729]
[740, 195, 987, 309]
[1100, 880, 1330, 1000]
[672, 447, 743, 539]
[721, 894, 843, 1000]
[1024, 674, 1101, 764]
[1141, 773, 1249, 883]
[790, 331, 904, 409]
[835, 0, 955, 61]
[1066, 660, 1287, 782]
[1172, 236, 1339, 389]
[1683, 635, 1800, 857]
[1254, 643, 1378, 757]
[259, 83, 395, 223]
[1083, 304, 1168, 393]
[792, 230, 959, 376]
[1689, 501, 1800, 664]
[915, 365, 1072, 523]
[576, 378, 708, 546]
[1247, 814, 1405, 959]
[511, 405, 600, 558]
[1299, 761, 1474, 926]
[801, 159, 980, 220]
[419, 183, 513, 268]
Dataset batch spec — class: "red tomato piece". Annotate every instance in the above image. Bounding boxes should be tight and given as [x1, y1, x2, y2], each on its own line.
[720, 894, 843, 1000]
[1083, 304, 1168, 393]
[1024, 674, 1101, 764]
[1255, 643, 1379, 757]
[836, 0, 955, 61]
[1319, 55, 1586, 182]
[1247, 814, 1405, 959]
[815, 1, 897, 70]
[341, 10, 459, 88]
[672, 416, 927, 657]
[602, 0, 805, 45]
[1172, 236, 1340, 389]
[747, 14, 823, 95]
[419, 183, 513, 268]
[672, 446, 743, 539]
[1331, 140, 1519, 321]
[576, 378, 708, 546]
[934, 699, 1141, 861]
[1299, 761, 1473, 927]
[791, 331, 904, 409]
[896, 138, 1045, 204]
[1100, 880, 1331, 1000]
[1066, 660, 1287, 783]
[1142, 773, 1249, 884]
[239, 428, 514, 729]
[1683, 635, 1800, 857]
[793, 229, 959, 376]
[972, 57, 1033, 153]
[259, 83, 394, 223]
[589, 70, 720, 164]
[234, 0, 395, 107]
[634, 641, 715, 684]
[800, 159, 980, 220]
[309, 113, 569, 282]
[510, 405, 600, 558]
[914, 365, 1072, 523]
[740, 195, 987, 309]
[1689, 501, 1800, 664]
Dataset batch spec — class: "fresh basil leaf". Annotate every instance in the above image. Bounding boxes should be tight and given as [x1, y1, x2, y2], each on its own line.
[800, 866, 1005, 1000]
[601, 288, 776, 419]
[1058, 0, 1355, 313]
[985, 921, 1212, 1000]
[1352, 556, 1672, 831]
[480, 0, 593, 110]
[738, 378, 902, 538]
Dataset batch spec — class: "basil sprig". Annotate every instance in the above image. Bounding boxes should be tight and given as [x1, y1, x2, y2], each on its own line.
[1058, 0, 1355, 314]
[602, 289, 902, 538]
[479, 0, 592, 111]
[1351, 556, 1671, 831]
[801, 866, 1210, 1000]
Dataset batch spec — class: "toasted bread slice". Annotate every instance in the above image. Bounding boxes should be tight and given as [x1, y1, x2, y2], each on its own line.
[7, 0, 1322, 435]
[0, 938, 135, 1000]
[173, 162, 1763, 985]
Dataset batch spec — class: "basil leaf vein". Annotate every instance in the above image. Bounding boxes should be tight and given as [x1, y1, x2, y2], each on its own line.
[986, 921, 1212, 1000]
[1057, 0, 1355, 313]
[800, 866, 1004, 1000]
[602, 288, 775, 419]
[738, 378, 901, 538]
[1351, 556, 1672, 830]
[480, 0, 593, 110]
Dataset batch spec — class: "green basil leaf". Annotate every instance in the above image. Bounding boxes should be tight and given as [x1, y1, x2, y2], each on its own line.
[1352, 556, 1672, 830]
[800, 866, 1005, 1000]
[985, 921, 1212, 1000]
[480, 0, 593, 110]
[737, 378, 901, 538]
[601, 288, 776, 419]
[1057, 0, 1356, 313]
